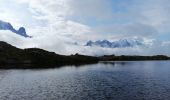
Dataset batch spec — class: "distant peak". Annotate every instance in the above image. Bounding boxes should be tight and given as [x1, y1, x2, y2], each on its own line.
[85, 39, 144, 48]
[0, 20, 32, 38]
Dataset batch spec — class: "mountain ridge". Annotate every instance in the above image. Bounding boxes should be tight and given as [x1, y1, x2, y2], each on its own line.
[0, 20, 31, 38]
[0, 41, 99, 68]
[86, 39, 144, 48]
[0, 41, 169, 69]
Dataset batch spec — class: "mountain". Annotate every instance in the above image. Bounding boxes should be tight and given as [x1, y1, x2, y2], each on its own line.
[86, 39, 143, 48]
[0, 41, 169, 69]
[0, 41, 98, 68]
[0, 20, 31, 38]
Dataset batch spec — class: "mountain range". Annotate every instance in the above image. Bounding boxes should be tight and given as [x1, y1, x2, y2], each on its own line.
[0, 41, 169, 69]
[0, 20, 31, 38]
[86, 39, 144, 48]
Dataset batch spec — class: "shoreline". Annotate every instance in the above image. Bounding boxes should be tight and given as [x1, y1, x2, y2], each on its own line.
[0, 41, 170, 69]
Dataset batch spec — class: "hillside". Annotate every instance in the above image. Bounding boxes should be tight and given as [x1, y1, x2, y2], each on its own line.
[0, 41, 99, 68]
[0, 41, 169, 69]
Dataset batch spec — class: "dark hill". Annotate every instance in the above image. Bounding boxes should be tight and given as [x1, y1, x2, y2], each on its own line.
[0, 41, 169, 69]
[0, 41, 99, 68]
[100, 55, 170, 61]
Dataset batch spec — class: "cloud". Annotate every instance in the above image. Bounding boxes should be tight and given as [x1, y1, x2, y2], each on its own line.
[68, 0, 113, 20]
[119, 0, 170, 34]
[93, 23, 159, 39]
[0, 0, 170, 56]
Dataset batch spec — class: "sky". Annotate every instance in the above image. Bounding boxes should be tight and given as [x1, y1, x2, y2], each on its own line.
[0, 0, 170, 56]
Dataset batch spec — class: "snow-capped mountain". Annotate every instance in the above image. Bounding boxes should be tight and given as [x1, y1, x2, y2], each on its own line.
[86, 39, 144, 48]
[0, 20, 31, 38]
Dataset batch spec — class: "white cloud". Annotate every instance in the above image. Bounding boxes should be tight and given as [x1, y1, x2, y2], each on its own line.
[0, 0, 170, 56]
[68, 0, 113, 20]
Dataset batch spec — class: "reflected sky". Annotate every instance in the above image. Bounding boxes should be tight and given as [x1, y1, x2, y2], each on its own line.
[0, 61, 170, 100]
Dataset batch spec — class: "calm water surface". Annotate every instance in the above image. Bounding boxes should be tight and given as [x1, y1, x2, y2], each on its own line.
[0, 61, 170, 100]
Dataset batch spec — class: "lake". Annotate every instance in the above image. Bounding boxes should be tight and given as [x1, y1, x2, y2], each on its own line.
[0, 61, 170, 100]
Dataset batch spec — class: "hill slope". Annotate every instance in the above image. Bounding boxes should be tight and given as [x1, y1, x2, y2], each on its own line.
[0, 41, 99, 68]
[0, 41, 169, 69]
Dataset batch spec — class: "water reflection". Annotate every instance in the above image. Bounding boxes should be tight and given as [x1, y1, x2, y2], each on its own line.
[100, 61, 130, 66]
[0, 61, 170, 100]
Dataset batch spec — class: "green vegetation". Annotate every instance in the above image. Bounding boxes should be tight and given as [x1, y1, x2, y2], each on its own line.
[0, 41, 169, 69]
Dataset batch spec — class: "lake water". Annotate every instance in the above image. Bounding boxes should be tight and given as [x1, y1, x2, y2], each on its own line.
[0, 61, 170, 100]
